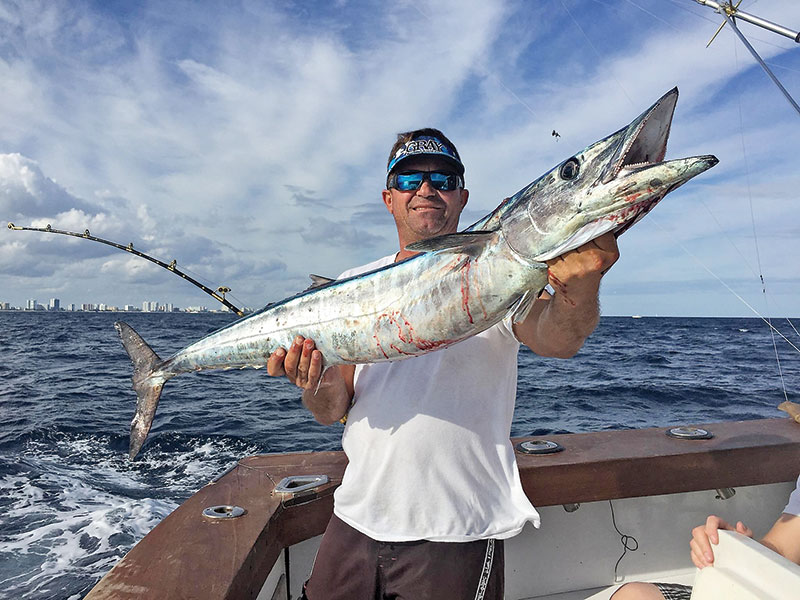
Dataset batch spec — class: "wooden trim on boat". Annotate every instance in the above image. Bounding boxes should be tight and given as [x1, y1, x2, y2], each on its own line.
[516, 417, 800, 506]
[85, 418, 800, 599]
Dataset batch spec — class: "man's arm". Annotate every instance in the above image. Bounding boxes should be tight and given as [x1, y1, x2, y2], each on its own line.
[267, 336, 355, 425]
[761, 512, 800, 564]
[514, 232, 619, 357]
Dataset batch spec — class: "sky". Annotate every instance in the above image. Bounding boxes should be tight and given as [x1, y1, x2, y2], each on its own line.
[1, 0, 799, 317]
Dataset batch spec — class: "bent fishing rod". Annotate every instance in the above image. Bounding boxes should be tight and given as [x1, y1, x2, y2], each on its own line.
[7, 222, 244, 316]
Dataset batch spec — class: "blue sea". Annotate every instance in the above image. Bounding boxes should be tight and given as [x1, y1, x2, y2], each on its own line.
[0, 312, 797, 599]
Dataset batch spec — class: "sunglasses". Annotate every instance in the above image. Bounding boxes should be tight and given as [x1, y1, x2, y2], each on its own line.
[387, 171, 464, 192]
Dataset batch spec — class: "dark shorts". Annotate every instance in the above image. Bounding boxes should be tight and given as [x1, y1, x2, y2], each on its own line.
[302, 515, 504, 600]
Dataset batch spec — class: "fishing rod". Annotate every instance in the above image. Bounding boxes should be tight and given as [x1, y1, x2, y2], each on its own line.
[7, 222, 245, 317]
[693, 0, 800, 117]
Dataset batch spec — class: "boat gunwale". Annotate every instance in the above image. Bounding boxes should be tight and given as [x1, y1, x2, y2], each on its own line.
[84, 417, 800, 599]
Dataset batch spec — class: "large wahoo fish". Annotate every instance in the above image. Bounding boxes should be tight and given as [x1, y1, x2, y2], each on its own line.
[116, 87, 717, 459]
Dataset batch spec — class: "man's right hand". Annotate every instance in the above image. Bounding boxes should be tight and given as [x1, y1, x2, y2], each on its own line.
[690, 515, 753, 569]
[267, 336, 355, 425]
[267, 335, 326, 391]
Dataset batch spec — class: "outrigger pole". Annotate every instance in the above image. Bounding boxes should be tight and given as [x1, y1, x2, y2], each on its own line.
[7, 222, 245, 316]
[693, 0, 800, 117]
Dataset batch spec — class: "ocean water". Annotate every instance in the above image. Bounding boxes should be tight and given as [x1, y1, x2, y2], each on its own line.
[0, 312, 797, 599]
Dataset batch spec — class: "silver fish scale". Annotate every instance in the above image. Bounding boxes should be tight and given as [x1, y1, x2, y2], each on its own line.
[157, 236, 545, 378]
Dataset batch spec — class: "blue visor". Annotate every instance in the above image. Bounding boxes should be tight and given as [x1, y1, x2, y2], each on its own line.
[387, 135, 465, 175]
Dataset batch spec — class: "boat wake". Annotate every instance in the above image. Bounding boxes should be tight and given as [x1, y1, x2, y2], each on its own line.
[0, 430, 259, 599]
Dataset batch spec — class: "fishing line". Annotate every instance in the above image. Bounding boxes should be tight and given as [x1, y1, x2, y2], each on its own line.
[616, 0, 683, 31]
[786, 318, 800, 340]
[405, 0, 542, 123]
[558, 0, 635, 108]
[647, 215, 800, 357]
[608, 500, 638, 582]
[731, 38, 792, 402]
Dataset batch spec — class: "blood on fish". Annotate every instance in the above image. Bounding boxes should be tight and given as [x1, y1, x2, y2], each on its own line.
[374, 311, 455, 357]
[459, 259, 474, 324]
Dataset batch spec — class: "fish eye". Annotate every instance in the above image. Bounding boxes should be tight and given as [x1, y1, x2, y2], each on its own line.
[559, 158, 580, 180]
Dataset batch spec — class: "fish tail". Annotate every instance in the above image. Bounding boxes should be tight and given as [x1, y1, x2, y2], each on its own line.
[114, 321, 169, 460]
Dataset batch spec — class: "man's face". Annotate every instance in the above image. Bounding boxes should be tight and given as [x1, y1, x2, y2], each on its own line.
[382, 156, 469, 252]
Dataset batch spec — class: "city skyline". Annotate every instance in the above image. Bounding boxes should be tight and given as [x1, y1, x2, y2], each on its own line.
[0, 297, 233, 313]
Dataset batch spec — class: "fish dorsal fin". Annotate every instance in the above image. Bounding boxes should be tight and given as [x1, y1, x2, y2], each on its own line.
[405, 231, 496, 254]
[305, 274, 336, 292]
[309, 274, 335, 287]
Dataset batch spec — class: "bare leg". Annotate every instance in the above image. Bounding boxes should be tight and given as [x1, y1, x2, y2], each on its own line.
[611, 582, 666, 600]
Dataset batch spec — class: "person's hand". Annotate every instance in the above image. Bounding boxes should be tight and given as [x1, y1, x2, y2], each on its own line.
[690, 515, 753, 568]
[267, 336, 331, 391]
[545, 232, 619, 306]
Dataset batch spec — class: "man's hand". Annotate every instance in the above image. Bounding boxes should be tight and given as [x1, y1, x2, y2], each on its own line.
[690, 515, 753, 569]
[268, 335, 326, 391]
[267, 336, 355, 425]
[545, 232, 619, 307]
[515, 232, 619, 358]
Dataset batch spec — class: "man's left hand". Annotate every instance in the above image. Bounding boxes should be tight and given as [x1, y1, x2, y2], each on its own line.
[545, 232, 619, 306]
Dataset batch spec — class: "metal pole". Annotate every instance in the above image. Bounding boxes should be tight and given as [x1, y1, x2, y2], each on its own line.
[723, 12, 800, 118]
[694, 0, 800, 42]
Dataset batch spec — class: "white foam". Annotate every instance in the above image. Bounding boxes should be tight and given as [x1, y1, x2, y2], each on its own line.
[0, 432, 260, 597]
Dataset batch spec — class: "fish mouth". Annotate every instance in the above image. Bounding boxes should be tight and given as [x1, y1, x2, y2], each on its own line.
[601, 87, 678, 185]
[536, 154, 718, 261]
[530, 88, 718, 263]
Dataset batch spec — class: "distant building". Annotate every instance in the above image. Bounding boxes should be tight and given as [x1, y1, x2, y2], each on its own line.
[67, 304, 77, 311]
[48, 298, 60, 311]
[124, 305, 138, 311]
[82, 303, 96, 311]
[0, 302, 10, 310]
[26, 299, 37, 310]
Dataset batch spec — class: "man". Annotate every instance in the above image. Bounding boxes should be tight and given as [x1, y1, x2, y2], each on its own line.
[610, 474, 800, 599]
[267, 128, 619, 599]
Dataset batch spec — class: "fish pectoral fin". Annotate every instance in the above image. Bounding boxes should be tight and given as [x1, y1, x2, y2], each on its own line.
[508, 278, 547, 325]
[306, 274, 336, 291]
[405, 231, 496, 254]
[509, 290, 536, 325]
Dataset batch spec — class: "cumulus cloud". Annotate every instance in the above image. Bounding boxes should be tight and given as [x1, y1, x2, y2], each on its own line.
[0, 154, 98, 219]
[0, 0, 798, 315]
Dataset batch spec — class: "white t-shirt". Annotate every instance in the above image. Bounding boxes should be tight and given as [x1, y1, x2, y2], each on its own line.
[783, 475, 800, 516]
[332, 254, 541, 542]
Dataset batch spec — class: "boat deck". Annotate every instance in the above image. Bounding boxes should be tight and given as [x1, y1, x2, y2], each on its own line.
[86, 418, 800, 599]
